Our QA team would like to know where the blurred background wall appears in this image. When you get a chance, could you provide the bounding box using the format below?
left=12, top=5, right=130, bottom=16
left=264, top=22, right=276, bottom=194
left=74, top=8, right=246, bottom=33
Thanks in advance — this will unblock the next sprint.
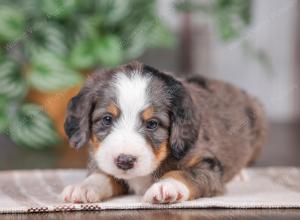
left=143, top=0, right=299, bottom=122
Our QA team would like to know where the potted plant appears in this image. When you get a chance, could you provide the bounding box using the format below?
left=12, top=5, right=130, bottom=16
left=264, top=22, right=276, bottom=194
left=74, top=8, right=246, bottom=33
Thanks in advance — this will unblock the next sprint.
left=0, top=0, right=174, bottom=149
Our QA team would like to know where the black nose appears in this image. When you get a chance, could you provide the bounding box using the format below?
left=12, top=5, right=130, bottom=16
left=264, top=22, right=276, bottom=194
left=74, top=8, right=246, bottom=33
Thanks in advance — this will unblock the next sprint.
left=115, top=154, right=137, bottom=170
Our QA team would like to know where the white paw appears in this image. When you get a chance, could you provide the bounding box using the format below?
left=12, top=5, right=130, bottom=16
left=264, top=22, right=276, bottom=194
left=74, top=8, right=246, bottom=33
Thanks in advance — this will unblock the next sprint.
left=61, top=173, right=112, bottom=203
left=61, top=183, right=103, bottom=203
left=143, top=178, right=190, bottom=204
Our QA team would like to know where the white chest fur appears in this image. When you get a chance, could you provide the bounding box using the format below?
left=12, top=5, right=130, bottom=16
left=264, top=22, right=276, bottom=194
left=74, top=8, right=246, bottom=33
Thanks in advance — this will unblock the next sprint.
left=126, top=175, right=153, bottom=195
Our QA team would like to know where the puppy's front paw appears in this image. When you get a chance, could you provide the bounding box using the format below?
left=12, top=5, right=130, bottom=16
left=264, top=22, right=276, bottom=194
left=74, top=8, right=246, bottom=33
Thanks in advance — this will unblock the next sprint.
left=61, top=183, right=103, bottom=203
left=61, top=173, right=113, bottom=203
left=143, top=178, right=190, bottom=204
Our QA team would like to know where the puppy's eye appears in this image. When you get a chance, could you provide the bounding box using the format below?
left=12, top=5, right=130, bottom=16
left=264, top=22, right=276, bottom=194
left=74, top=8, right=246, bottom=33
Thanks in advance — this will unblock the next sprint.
left=102, top=114, right=113, bottom=126
left=146, top=119, right=159, bottom=130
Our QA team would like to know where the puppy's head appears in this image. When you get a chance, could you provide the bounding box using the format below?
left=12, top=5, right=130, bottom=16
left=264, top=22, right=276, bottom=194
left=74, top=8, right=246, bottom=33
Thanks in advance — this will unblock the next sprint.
left=64, top=62, right=199, bottom=179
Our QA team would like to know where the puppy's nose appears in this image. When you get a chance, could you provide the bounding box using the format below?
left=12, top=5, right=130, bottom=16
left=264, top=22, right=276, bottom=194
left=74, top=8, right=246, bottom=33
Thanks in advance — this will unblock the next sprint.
left=115, top=154, right=137, bottom=170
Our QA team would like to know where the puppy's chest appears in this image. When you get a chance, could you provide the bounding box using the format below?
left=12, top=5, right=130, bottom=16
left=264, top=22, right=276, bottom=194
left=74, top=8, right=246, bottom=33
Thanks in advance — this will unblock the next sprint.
left=126, top=175, right=153, bottom=195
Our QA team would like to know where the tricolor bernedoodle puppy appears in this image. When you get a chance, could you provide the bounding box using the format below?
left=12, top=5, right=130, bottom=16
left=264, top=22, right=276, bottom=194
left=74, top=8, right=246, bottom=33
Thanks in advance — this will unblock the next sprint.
left=62, top=61, right=267, bottom=204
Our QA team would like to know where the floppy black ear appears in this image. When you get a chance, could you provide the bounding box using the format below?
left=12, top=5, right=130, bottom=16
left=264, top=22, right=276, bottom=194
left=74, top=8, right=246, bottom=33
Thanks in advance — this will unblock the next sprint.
left=64, top=87, right=94, bottom=148
left=169, top=82, right=199, bottom=159
left=142, top=64, right=199, bottom=160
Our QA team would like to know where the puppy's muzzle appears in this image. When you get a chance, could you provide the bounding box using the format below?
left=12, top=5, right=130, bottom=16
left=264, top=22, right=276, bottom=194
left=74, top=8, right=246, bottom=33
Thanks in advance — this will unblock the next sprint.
left=115, top=154, right=137, bottom=170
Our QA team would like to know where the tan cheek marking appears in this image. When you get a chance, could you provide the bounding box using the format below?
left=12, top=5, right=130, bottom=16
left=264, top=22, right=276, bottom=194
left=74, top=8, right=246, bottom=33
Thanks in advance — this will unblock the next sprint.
left=109, top=177, right=127, bottom=195
left=107, top=102, right=119, bottom=117
left=153, top=141, right=169, bottom=162
left=142, top=106, right=154, bottom=121
left=161, top=171, right=200, bottom=200
left=90, top=134, right=101, bottom=149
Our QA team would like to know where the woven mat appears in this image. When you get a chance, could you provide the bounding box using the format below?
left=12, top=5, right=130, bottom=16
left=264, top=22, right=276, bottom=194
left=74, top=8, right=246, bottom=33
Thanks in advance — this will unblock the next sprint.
left=0, top=167, right=300, bottom=213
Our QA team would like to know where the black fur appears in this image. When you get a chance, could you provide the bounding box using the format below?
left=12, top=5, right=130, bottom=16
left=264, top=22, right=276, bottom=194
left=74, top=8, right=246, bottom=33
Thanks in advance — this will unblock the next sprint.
left=187, top=75, right=210, bottom=91
left=64, top=115, right=79, bottom=139
left=64, top=95, right=82, bottom=139
left=64, top=89, right=94, bottom=148
left=143, top=64, right=199, bottom=160
left=202, top=157, right=224, bottom=176
left=245, top=107, right=256, bottom=128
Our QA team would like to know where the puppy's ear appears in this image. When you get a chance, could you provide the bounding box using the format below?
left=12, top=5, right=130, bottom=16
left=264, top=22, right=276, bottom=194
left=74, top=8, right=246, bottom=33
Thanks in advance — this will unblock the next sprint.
left=143, top=64, right=199, bottom=159
left=169, top=82, right=199, bottom=159
left=64, top=87, right=94, bottom=148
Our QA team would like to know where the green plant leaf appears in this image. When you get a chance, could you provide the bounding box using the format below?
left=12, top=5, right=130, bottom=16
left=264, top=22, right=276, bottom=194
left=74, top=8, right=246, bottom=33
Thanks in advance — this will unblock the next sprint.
left=74, top=15, right=103, bottom=39
left=9, top=103, right=60, bottom=149
left=40, top=0, right=77, bottom=19
left=29, top=50, right=83, bottom=91
left=0, top=60, right=28, bottom=100
left=95, top=0, right=130, bottom=26
left=217, top=16, right=238, bottom=40
left=0, top=5, right=26, bottom=42
left=69, top=38, right=97, bottom=69
left=0, top=97, right=9, bottom=133
left=147, top=22, right=175, bottom=48
left=25, top=23, right=68, bottom=56
left=17, top=0, right=43, bottom=18
left=94, top=35, right=123, bottom=67
left=122, top=22, right=150, bottom=60
left=70, top=35, right=123, bottom=69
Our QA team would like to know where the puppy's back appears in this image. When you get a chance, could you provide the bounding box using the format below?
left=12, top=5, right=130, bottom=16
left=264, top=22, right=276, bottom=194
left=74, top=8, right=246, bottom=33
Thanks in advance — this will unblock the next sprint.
left=184, top=75, right=268, bottom=181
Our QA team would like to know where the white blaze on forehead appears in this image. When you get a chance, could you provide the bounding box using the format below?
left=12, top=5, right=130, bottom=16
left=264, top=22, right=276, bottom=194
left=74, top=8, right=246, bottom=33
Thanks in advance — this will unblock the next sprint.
left=112, top=73, right=151, bottom=130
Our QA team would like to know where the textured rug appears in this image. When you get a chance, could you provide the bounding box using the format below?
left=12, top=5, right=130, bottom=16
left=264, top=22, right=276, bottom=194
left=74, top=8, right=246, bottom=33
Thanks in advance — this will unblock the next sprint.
left=0, top=167, right=299, bottom=213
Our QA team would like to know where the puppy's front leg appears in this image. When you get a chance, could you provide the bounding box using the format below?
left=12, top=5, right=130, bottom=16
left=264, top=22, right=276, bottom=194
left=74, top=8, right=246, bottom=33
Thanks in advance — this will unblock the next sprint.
left=143, top=169, right=223, bottom=204
left=62, top=173, right=125, bottom=203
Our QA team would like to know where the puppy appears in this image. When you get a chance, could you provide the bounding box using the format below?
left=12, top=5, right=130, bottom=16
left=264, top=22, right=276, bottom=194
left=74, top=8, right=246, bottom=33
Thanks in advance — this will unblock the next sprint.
left=61, top=61, right=267, bottom=204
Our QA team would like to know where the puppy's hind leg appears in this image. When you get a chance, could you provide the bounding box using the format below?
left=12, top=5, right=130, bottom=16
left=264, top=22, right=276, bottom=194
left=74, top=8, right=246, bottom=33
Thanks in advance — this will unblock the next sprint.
left=61, top=173, right=126, bottom=203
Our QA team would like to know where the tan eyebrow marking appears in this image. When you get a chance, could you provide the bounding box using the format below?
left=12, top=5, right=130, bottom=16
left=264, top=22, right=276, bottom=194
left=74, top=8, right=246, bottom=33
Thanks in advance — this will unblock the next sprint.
left=106, top=102, right=120, bottom=117
left=142, top=106, right=155, bottom=121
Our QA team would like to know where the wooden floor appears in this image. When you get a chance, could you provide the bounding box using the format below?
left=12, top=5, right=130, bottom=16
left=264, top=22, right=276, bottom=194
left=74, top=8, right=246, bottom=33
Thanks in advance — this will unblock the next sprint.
left=0, top=122, right=300, bottom=219
left=2, top=209, right=300, bottom=220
